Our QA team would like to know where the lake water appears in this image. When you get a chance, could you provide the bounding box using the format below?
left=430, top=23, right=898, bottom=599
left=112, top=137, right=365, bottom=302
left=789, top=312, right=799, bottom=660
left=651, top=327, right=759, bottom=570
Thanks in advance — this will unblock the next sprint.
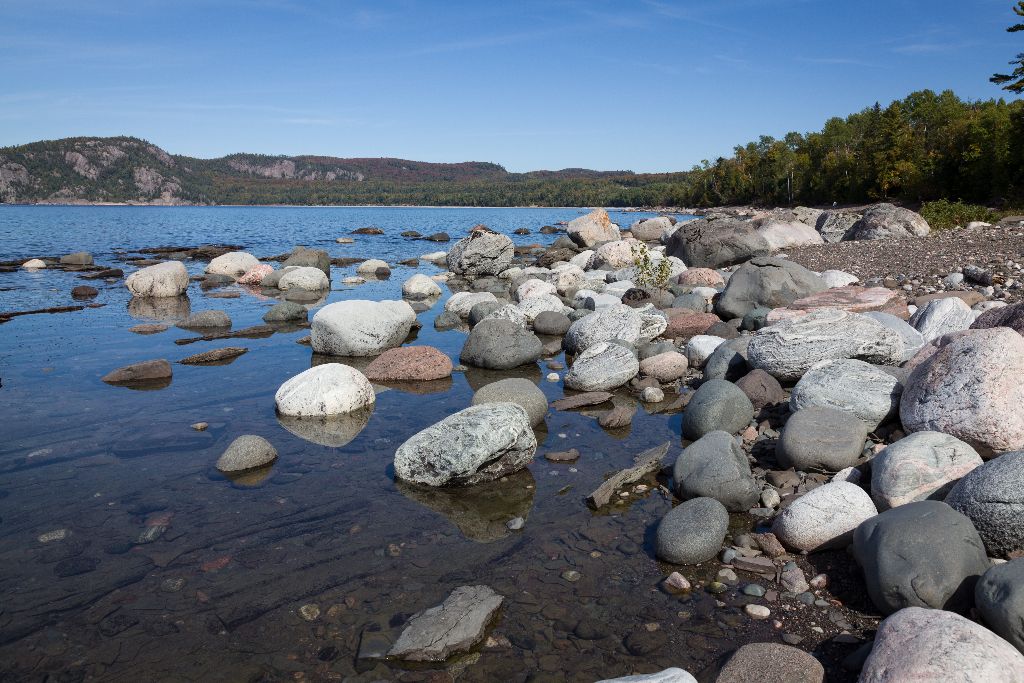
left=0, top=207, right=865, bottom=682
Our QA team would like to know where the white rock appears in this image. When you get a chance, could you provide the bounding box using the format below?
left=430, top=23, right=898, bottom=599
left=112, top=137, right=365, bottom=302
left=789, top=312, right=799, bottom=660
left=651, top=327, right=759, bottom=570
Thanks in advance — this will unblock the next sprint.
left=789, top=358, right=902, bottom=430
left=820, top=270, right=859, bottom=288
left=596, top=668, right=697, bottom=683
left=564, top=304, right=667, bottom=355
left=278, top=266, right=330, bottom=291
left=483, top=303, right=529, bottom=328
left=206, top=251, right=260, bottom=278
left=311, top=300, right=416, bottom=356
left=516, top=278, right=557, bottom=301
left=564, top=342, right=639, bottom=391
left=445, top=291, right=499, bottom=319
left=629, top=216, right=674, bottom=242
left=357, top=258, right=390, bottom=275
left=275, top=363, right=376, bottom=416
left=552, top=265, right=586, bottom=295
left=569, top=250, right=596, bottom=270
left=596, top=238, right=641, bottom=269
left=757, top=220, right=824, bottom=250
left=402, top=273, right=442, bottom=298
left=421, top=251, right=447, bottom=263
left=125, top=261, right=189, bottom=297
left=685, top=335, right=727, bottom=369
left=21, top=258, right=46, bottom=269
left=771, top=481, right=877, bottom=552
left=909, top=296, right=976, bottom=343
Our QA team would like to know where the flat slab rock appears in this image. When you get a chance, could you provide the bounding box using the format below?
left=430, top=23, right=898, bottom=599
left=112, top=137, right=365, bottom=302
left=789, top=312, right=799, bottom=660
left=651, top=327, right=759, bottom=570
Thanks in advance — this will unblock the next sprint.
left=767, top=286, right=909, bottom=322
left=587, top=442, right=670, bottom=509
left=551, top=391, right=614, bottom=411
left=388, top=585, right=503, bottom=662
left=179, top=346, right=248, bottom=365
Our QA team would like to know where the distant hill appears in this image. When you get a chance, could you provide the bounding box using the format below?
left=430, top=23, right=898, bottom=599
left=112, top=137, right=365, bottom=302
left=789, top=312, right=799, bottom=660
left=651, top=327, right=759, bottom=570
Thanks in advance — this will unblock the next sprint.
left=0, top=136, right=690, bottom=207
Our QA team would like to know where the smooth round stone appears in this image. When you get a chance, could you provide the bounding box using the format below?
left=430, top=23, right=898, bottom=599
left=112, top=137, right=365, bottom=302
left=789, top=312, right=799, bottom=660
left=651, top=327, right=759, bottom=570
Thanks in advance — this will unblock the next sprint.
left=945, top=451, right=1024, bottom=559
left=402, top=273, right=442, bottom=298
left=742, top=584, right=766, bottom=597
left=126, top=261, right=189, bottom=297
left=744, top=604, right=771, bottom=619
left=263, top=301, right=308, bottom=323
left=597, top=668, right=697, bottom=683
left=871, top=431, right=982, bottom=511
left=641, top=386, right=665, bottom=403
left=363, top=346, right=453, bottom=382
left=278, top=266, right=329, bottom=291
left=789, top=358, right=902, bottom=431
left=681, top=379, right=754, bottom=442
left=715, top=643, right=825, bottom=683
left=674, top=431, right=758, bottom=512
left=460, top=318, right=542, bottom=370
left=206, top=251, right=259, bottom=278
left=564, top=341, right=639, bottom=392
left=734, top=368, right=786, bottom=411
left=685, top=335, right=726, bottom=369
left=22, top=258, right=46, bottom=269
left=356, top=258, right=390, bottom=276
left=777, top=406, right=868, bottom=472
left=771, top=481, right=877, bottom=552
left=975, top=558, right=1024, bottom=654
left=216, top=435, right=278, bottom=472
left=274, top=363, right=376, bottom=416
left=472, top=378, right=547, bottom=427
left=639, top=351, right=689, bottom=382
left=533, top=311, right=571, bottom=336
left=655, top=497, right=729, bottom=565
left=311, top=300, right=416, bottom=357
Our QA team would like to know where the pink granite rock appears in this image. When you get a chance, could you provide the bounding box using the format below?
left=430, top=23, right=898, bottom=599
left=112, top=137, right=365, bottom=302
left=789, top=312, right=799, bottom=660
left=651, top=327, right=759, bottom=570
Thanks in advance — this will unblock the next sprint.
left=767, top=286, right=909, bottom=323
left=678, top=268, right=725, bottom=288
left=237, top=263, right=274, bottom=285
left=639, top=351, right=689, bottom=382
left=363, top=346, right=453, bottom=382
left=661, top=310, right=720, bottom=339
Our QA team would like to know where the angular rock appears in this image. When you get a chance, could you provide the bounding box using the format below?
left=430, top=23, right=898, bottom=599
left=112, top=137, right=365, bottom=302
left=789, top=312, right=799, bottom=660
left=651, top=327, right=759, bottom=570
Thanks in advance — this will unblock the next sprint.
left=681, top=379, right=754, bottom=442
left=125, top=261, right=189, bottom=297
left=311, top=300, right=416, bottom=357
left=587, top=442, right=670, bottom=508
left=216, top=435, right=277, bottom=472
left=567, top=208, right=621, bottom=247
left=655, top=497, right=729, bottom=565
left=790, top=358, right=902, bottom=430
left=447, top=232, right=514, bottom=277
left=565, top=342, right=640, bottom=392
left=393, top=404, right=536, bottom=486
left=552, top=391, right=613, bottom=411
left=772, top=481, right=877, bottom=552
left=674, top=431, right=758, bottom=511
left=945, top=451, right=1024, bottom=559
left=871, top=432, right=983, bottom=511
left=388, top=585, right=503, bottom=661
left=179, top=346, right=247, bottom=365
left=815, top=210, right=859, bottom=243
left=849, top=203, right=930, bottom=240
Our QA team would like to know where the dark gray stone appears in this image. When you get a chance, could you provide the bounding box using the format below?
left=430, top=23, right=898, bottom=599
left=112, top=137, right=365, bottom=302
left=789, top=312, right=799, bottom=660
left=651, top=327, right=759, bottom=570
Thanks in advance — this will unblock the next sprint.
left=702, top=336, right=750, bottom=383
left=777, top=406, right=868, bottom=472
left=665, top=217, right=771, bottom=269
left=975, top=558, right=1024, bottom=654
left=282, top=246, right=330, bottom=277
left=460, top=319, right=542, bottom=370
left=471, top=378, right=547, bottom=427
left=681, top=379, right=754, bottom=442
left=655, top=497, right=729, bottom=565
left=945, top=451, right=1024, bottom=559
left=468, top=301, right=503, bottom=326
left=263, top=301, right=307, bottom=323
left=533, top=311, right=571, bottom=336
left=673, top=431, right=758, bottom=511
left=715, top=257, right=827, bottom=320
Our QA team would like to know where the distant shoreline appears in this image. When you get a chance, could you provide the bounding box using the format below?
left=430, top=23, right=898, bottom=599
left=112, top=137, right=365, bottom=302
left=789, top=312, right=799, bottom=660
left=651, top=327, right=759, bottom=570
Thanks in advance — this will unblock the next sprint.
left=0, top=202, right=698, bottom=212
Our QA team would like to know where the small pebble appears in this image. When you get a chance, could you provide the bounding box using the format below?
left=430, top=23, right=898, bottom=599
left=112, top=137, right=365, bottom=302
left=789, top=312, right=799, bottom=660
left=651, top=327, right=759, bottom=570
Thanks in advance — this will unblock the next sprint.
left=191, top=422, right=208, bottom=431
left=299, top=604, right=320, bottom=621
left=745, top=604, right=771, bottom=620
left=506, top=517, right=524, bottom=531
left=742, top=584, right=766, bottom=597
left=663, top=571, right=691, bottom=593
left=561, top=569, right=581, bottom=583
left=546, top=372, right=560, bottom=382
left=38, top=529, right=68, bottom=543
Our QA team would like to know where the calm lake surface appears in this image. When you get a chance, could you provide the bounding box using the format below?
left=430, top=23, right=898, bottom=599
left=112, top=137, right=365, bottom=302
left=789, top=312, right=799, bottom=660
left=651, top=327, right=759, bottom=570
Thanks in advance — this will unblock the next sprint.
left=0, top=207, right=851, bottom=682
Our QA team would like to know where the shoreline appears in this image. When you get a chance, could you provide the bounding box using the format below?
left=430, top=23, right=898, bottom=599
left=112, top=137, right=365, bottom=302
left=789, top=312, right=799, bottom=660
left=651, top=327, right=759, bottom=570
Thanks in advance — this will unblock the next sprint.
left=0, top=201, right=698, bottom=212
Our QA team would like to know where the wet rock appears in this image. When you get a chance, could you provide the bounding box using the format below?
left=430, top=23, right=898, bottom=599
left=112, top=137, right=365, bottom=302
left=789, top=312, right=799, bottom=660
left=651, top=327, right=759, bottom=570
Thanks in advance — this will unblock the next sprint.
left=262, top=301, right=307, bottom=323
left=871, top=432, right=983, bottom=511
left=852, top=501, right=989, bottom=614
left=545, top=448, right=580, bottom=462
left=734, top=369, right=786, bottom=412
left=713, top=642, right=825, bottom=683
left=216, top=435, right=278, bottom=472
left=101, top=359, right=172, bottom=387
left=364, top=346, right=452, bottom=382
left=587, top=442, right=670, bottom=508
left=472, top=378, right=547, bottom=426
left=859, top=607, right=1024, bottom=682
left=655, top=497, right=729, bottom=564
left=777, top=406, right=868, bottom=472
left=447, top=232, right=514, bottom=277
left=71, top=285, right=98, bottom=299
left=60, top=252, right=93, bottom=266
left=747, top=309, right=905, bottom=382
left=461, top=318, right=542, bottom=370
left=900, top=328, right=1024, bottom=454
left=673, top=431, right=758, bottom=511
left=565, top=342, right=639, bottom=392
left=551, top=391, right=613, bottom=411
left=276, top=408, right=372, bottom=448
left=772, top=481, right=876, bottom=552
left=176, top=309, right=231, bottom=330
left=564, top=304, right=667, bottom=355
left=909, top=296, right=976, bottom=343
left=641, top=386, right=665, bottom=403
left=278, top=266, right=330, bottom=291
left=311, top=299, right=416, bottom=356
left=388, top=585, right=503, bottom=661
left=567, top=208, right=621, bottom=247
left=179, top=346, right=247, bottom=365
left=849, top=203, right=930, bottom=240
left=790, top=358, right=901, bottom=430
left=206, top=251, right=259, bottom=278
left=599, top=404, right=636, bottom=429
left=975, top=559, right=1024, bottom=654
left=716, top=257, right=827, bottom=320
left=945, top=451, right=1024, bottom=559
left=394, top=403, right=536, bottom=486
left=402, top=273, right=442, bottom=299
left=125, top=261, right=189, bottom=297
left=274, top=363, right=375, bottom=416
left=681, top=379, right=754, bottom=441
left=54, top=556, right=98, bottom=578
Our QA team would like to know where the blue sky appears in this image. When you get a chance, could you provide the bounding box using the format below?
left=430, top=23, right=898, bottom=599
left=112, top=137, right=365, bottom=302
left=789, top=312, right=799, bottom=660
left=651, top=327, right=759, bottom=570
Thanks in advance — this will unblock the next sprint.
left=1, top=0, right=1021, bottom=172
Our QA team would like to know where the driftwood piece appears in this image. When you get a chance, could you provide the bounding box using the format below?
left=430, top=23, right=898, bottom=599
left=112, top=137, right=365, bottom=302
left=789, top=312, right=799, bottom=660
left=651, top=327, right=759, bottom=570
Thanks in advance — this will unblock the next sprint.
left=586, top=441, right=671, bottom=509
left=174, top=325, right=275, bottom=345
left=0, top=305, right=85, bottom=323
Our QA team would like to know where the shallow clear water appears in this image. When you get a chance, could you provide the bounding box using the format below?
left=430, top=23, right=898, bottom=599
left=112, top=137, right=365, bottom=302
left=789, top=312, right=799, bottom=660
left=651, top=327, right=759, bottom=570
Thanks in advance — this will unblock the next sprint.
left=0, top=207, right=861, bottom=682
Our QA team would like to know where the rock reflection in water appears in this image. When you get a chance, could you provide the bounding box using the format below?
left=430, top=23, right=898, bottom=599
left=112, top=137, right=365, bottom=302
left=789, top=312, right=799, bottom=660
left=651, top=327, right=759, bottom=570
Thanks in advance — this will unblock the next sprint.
left=222, top=464, right=275, bottom=487
left=461, top=363, right=541, bottom=392
left=276, top=406, right=373, bottom=447
left=126, top=295, right=191, bottom=322
left=395, top=469, right=536, bottom=543
left=373, top=376, right=453, bottom=395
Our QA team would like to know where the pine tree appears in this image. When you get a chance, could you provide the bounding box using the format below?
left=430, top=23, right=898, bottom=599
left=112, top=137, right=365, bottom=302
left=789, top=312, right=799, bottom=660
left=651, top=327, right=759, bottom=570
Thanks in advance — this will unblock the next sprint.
left=991, top=1, right=1024, bottom=93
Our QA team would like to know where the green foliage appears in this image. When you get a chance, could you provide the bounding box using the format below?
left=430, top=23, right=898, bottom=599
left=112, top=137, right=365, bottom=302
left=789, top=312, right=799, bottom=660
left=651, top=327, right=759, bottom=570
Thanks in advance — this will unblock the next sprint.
left=630, top=242, right=672, bottom=290
left=919, top=199, right=1000, bottom=231
left=991, top=2, right=1024, bottom=94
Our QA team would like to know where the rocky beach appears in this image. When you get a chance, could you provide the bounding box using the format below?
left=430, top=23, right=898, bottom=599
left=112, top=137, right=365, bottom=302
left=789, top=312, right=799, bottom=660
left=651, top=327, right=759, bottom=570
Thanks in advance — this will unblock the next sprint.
left=2, top=204, right=1024, bottom=682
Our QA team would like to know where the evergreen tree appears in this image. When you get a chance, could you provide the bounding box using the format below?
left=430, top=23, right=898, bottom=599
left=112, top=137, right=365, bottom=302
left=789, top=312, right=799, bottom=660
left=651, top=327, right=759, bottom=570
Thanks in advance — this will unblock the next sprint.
left=991, top=1, right=1024, bottom=93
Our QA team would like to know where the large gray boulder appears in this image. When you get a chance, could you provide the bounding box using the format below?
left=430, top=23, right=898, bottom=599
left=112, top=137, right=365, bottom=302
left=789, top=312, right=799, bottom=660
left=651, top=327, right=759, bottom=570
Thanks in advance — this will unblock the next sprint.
left=567, top=208, right=621, bottom=247
left=447, top=232, right=514, bottom=277
left=849, top=203, right=931, bottom=240
left=629, top=216, right=673, bottom=241
left=394, top=403, right=536, bottom=486
left=665, top=217, right=771, bottom=268
left=975, top=559, right=1024, bottom=655
left=681, top=379, right=754, bottom=442
left=789, top=358, right=902, bottom=430
left=852, top=501, right=990, bottom=615
left=772, top=481, right=877, bottom=552
left=311, top=300, right=416, bottom=356
left=945, top=451, right=1024, bottom=559
left=716, top=257, right=827, bottom=321
left=859, top=607, right=1024, bottom=682
left=472, top=378, right=547, bottom=427
left=673, top=431, right=758, bottom=511
left=563, top=303, right=667, bottom=355
left=460, top=319, right=542, bottom=370
left=909, top=296, right=976, bottom=343
left=777, top=406, right=868, bottom=472
left=701, top=336, right=750, bottom=383
left=900, top=328, right=1024, bottom=454
left=871, top=431, right=983, bottom=511
left=655, top=497, right=729, bottom=564
left=388, top=585, right=503, bottom=661
left=564, top=342, right=639, bottom=392
left=815, top=211, right=859, bottom=243
left=747, top=309, right=905, bottom=382
left=126, top=261, right=189, bottom=297
left=282, top=246, right=330, bottom=277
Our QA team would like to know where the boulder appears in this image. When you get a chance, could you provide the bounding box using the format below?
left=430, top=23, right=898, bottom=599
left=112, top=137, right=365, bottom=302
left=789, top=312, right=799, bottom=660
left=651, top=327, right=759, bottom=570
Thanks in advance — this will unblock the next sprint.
left=237, top=263, right=274, bottom=285
left=101, top=359, right=172, bottom=386
left=356, top=258, right=390, bottom=277
left=681, top=379, right=754, bottom=442
left=21, top=258, right=46, bottom=269
left=900, top=328, right=1024, bottom=454
left=871, top=432, right=983, bottom=511
left=516, top=278, right=557, bottom=301
left=640, top=351, right=689, bottom=382
left=282, top=246, right=330, bottom=276
left=564, top=342, right=640, bottom=392
left=852, top=501, right=990, bottom=614
left=402, top=274, right=442, bottom=299
left=393, top=403, right=536, bottom=486
left=445, top=291, right=499, bottom=319
left=564, top=304, right=667, bottom=355
left=472, top=378, right=547, bottom=427
left=482, top=303, right=529, bottom=328
left=849, top=203, right=930, bottom=240
left=364, top=346, right=453, bottom=382
left=125, top=261, right=189, bottom=297
left=388, top=585, right=503, bottom=662
left=263, top=301, right=307, bottom=323
left=715, top=257, right=827, bottom=320
left=789, top=359, right=902, bottom=430
left=595, top=239, right=642, bottom=269
left=446, top=232, right=514, bottom=277
left=734, top=369, right=786, bottom=411
left=909, top=296, right=976, bottom=343
left=665, top=217, right=771, bottom=269
left=714, top=642, right=825, bottom=683
left=777, top=406, right=868, bottom=472
left=533, top=311, right=571, bottom=336
left=460, top=319, right=542, bottom=370
left=756, top=220, right=824, bottom=250
left=278, top=266, right=329, bottom=291
left=655, top=497, right=729, bottom=564
left=206, top=251, right=260, bottom=278
left=216, top=435, right=278, bottom=473
left=311, top=300, right=416, bottom=357
left=971, top=301, right=1024, bottom=335
left=859, top=607, right=1024, bottom=682
left=678, top=268, right=725, bottom=288
left=975, top=559, right=1024, bottom=654
left=663, top=310, right=720, bottom=339
left=673, top=431, right=759, bottom=511
left=747, top=309, right=905, bottom=382
left=275, top=363, right=375, bottom=416
left=768, top=286, right=909, bottom=321
left=629, top=216, right=674, bottom=241
left=517, top=294, right=570, bottom=324
left=567, top=208, right=621, bottom=247
left=945, top=451, right=1024, bottom=559
left=772, top=481, right=877, bottom=552
left=863, top=311, right=925, bottom=361
left=815, top=211, right=859, bottom=243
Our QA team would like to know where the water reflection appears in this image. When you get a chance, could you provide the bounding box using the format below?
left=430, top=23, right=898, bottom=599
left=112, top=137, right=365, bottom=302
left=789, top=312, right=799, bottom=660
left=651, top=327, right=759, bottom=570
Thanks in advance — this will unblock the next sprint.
left=223, top=464, right=275, bottom=488
left=276, top=406, right=374, bottom=447
left=462, top=364, right=541, bottom=392
left=394, top=469, right=536, bottom=543
left=126, top=295, right=191, bottom=322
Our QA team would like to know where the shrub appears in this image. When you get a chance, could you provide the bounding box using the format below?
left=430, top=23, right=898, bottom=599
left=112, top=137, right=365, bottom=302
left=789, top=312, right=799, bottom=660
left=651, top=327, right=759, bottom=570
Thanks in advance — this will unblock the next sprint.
left=630, top=242, right=672, bottom=290
left=920, top=199, right=998, bottom=231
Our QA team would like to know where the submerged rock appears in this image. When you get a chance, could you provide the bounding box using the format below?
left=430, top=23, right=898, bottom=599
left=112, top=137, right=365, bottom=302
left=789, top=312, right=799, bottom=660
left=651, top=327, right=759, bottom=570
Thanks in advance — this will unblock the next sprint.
left=216, top=435, right=278, bottom=473
left=388, top=585, right=503, bottom=661
left=101, top=359, right=172, bottom=387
